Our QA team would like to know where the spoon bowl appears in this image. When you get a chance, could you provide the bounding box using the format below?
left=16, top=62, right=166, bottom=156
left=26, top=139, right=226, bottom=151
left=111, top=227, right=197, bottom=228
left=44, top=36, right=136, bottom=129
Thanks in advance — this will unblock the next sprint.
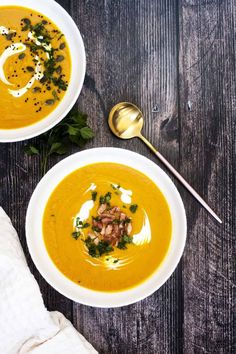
left=108, top=101, right=222, bottom=224
left=108, top=102, right=144, bottom=139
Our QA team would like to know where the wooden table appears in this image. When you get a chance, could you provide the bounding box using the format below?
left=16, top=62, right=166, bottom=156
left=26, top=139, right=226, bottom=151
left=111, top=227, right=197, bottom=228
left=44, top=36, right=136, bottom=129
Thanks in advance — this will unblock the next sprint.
left=1, top=0, right=235, bottom=353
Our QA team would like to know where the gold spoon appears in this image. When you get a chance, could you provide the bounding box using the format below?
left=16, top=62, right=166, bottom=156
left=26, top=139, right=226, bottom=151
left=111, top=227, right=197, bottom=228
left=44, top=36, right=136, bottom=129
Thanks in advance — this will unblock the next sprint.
left=108, top=102, right=222, bottom=224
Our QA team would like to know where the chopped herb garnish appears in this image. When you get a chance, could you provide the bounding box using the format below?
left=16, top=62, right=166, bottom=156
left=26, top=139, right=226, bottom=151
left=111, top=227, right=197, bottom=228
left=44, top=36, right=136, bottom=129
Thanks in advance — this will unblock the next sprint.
left=75, top=217, right=90, bottom=229
left=52, top=90, right=60, bottom=101
left=99, top=196, right=105, bottom=204
left=99, top=192, right=112, bottom=205
left=91, top=191, right=97, bottom=201
left=82, top=222, right=90, bottom=229
left=129, top=204, right=138, bottom=213
left=105, top=192, right=111, bottom=203
left=111, top=184, right=120, bottom=190
left=52, top=76, right=67, bottom=91
left=72, top=231, right=81, bottom=240
left=92, top=226, right=102, bottom=232
left=117, top=234, right=133, bottom=249
left=92, top=216, right=101, bottom=222
left=85, top=237, right=114, bottom=258
left=112, top=219, right=120, bottom=224
left=124, top=218, right=131, bottom=223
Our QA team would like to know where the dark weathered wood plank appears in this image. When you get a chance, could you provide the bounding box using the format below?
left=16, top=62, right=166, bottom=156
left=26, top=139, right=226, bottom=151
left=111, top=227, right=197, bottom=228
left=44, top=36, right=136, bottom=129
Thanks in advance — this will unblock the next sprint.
left=70, top=1, right=181, bottom=353
left=0, top=0, right=235, bottom=353
left=178, top=0, right=236, bottom=353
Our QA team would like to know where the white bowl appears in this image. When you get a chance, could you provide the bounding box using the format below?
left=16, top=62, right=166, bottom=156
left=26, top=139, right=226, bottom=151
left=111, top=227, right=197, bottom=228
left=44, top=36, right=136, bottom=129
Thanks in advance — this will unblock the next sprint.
left=26, top=148, right=187, bottom=307
left=0, top=0, right=86, bottom=142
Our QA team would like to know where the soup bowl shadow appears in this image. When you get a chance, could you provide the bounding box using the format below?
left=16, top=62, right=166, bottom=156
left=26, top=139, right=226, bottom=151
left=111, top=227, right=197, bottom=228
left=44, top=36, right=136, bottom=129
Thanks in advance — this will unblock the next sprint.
left=26, top=147, right=187, bottom=308
left=0, top=0, right=86, bottom=142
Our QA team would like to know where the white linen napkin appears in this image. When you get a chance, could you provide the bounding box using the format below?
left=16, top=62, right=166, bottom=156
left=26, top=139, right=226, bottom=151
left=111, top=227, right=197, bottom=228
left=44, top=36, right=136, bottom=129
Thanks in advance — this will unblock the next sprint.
left=0, top=207, right=98, bottom=354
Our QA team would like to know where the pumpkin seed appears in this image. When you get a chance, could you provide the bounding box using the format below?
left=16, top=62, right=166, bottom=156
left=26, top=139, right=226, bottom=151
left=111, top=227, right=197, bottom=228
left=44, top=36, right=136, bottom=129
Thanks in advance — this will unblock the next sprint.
left=32, top=86, right=41, bottom=93
left=18, top=53, right=26, bottom=60
left=6, top=32, right=14, bottom=41
left=40, top=76, right=47, bottom=84
left=45, top=99, right=55, bottom=106
left=26, top=66, right=34, bottom=72
left=59, top=43, right=65, bottom=50
left=22, top=18, right=31, bottom=25
left=55, top=66, right=62, bottom=74
left=56, top=55, right=64, bottom=62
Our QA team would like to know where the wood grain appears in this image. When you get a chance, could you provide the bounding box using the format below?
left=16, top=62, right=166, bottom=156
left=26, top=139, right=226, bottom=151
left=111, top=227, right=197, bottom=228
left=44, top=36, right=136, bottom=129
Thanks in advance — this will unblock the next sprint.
left=179, top=0, right=236, bottom=353
left=0, top=0, right=235, bottom=353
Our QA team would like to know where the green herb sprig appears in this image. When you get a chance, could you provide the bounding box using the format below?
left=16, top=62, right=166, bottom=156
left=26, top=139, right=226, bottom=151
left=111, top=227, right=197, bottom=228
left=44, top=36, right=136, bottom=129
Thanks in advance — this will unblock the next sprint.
left=24, top=108, right=94, bottom=175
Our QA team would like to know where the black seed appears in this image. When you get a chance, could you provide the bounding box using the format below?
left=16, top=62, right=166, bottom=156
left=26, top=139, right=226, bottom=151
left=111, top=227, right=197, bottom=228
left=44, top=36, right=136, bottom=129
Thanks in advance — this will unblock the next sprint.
left=45, top=99, right=55, bottom=105
left=18, top=53, right=25, bottom=60
left=46, top=86, right=51, bottom=91
left=42, top=20, right=48, bottom=25
left=26, top=66, right=34, bottom=72
left=56, top=55, right=64, bottom=62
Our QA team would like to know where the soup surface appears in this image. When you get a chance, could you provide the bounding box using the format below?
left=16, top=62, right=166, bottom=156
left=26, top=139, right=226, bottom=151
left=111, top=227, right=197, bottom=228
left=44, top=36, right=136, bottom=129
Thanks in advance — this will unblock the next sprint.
left=0, top=6, right=71, bottom=129
left=43, top=163, right=172, bottom=292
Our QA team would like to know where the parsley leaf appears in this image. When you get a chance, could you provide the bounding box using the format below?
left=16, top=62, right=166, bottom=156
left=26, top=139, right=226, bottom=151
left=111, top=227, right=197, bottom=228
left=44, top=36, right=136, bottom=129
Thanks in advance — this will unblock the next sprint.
left=129, top=204, right=138, bottom=213
left=117, top=234, right=133, bottom=249
left=91, top=191, right=97, bottom=201
left=72, top=231, right=81, bottom=240
left=85, top=237, right=114, bottom=258
left=24, top=145, right=39, bottom=155
left=24, top=107, right=94, bottom=175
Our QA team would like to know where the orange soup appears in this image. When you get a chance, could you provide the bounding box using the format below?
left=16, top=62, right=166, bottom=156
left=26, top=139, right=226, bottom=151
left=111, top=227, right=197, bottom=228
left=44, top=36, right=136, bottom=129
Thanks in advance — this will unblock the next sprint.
left=43, top=163, right=172, bottom=292
left=0, top=6, right=71, bottom=129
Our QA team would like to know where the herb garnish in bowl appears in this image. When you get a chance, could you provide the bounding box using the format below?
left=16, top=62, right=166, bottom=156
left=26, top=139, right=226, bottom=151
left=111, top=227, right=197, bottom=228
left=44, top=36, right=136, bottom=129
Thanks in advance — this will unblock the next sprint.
left=71, top=188, right=138, bottom=258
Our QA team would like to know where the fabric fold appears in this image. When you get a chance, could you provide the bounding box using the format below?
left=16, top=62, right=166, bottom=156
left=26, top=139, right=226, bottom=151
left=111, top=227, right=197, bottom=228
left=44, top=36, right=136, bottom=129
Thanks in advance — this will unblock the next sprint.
left=0, top=207, right=97, bottom=354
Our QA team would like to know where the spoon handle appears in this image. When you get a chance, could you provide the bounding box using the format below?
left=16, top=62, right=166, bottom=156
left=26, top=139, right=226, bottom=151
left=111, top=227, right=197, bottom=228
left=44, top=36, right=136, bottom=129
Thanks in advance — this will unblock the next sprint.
left=139, top=134, right=222, bottom=224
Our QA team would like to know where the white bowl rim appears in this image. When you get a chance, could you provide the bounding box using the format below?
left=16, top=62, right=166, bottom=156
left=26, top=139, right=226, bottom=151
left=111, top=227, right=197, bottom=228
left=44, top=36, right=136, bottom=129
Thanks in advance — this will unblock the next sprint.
left=0, top=0, right=86, bottom=142
left=26, top=147, right=187, bottom=308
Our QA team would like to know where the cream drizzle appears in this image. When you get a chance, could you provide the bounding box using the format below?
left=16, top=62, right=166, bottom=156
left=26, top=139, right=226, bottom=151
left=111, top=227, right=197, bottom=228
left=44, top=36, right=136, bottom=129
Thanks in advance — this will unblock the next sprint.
left=0, top=25, right=51, bottom=97
left=0, top=43, right=26, bottom=85
left=132, top=211, right=151, bottom=246
left=73, top=200, right=94, bottom=227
